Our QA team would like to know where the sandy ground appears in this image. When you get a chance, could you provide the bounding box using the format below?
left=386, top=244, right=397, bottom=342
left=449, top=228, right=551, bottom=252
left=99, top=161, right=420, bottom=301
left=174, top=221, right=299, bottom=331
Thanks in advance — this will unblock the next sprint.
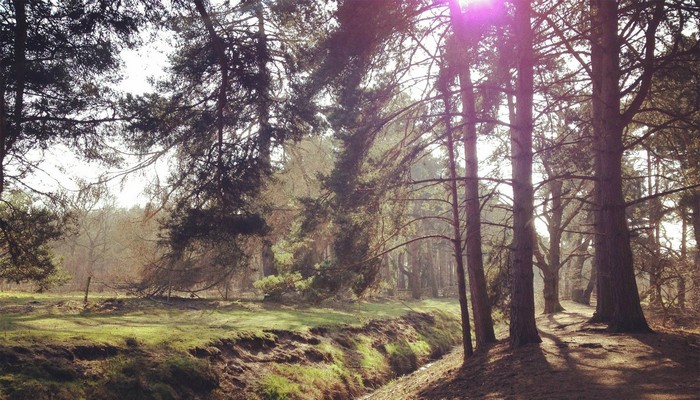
left=363, top=301, right=700, bottom=399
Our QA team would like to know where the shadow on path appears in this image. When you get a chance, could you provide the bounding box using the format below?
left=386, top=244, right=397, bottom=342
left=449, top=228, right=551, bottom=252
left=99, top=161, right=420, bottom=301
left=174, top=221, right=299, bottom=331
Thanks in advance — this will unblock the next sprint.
left=417, top=301, right=700, bottom=399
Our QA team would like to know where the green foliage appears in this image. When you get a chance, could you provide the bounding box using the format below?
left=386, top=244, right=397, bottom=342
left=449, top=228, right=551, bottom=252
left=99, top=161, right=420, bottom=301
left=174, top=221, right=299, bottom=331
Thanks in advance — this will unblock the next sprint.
left=253, top=272, right=311, bottom=299
left=291, top=1, right=426, bottom=299
left=121, top=0, right=325, bottom=295
left=0, top=0, right=159, bottom=157
left=0, top=191, right=70, bottom=291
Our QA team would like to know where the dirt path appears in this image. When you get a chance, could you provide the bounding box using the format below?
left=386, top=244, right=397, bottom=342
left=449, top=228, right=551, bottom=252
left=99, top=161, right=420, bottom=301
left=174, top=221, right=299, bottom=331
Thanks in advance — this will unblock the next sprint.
left=363, top=301, right=700, bottom=399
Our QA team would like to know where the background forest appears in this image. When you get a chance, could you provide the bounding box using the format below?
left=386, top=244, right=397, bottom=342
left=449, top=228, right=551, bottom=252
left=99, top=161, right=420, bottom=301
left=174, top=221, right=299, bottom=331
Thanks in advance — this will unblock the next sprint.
left=1, top=0, right=698, bottom=354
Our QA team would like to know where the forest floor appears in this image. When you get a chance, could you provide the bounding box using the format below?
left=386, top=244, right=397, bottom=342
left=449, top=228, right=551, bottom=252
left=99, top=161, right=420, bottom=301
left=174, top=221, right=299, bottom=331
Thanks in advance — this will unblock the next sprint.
left=364, top=301, right=700, bottom=400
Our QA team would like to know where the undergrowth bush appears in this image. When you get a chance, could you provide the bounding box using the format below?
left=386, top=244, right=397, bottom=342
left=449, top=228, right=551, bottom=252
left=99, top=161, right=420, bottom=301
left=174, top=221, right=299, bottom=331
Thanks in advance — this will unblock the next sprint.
left=254, top=273, right=311, bottom=299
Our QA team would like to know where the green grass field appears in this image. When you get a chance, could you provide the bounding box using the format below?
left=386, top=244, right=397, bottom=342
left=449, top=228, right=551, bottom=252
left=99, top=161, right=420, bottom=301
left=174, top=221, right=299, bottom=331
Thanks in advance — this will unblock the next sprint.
left=0, top=292, right=461, bottom=350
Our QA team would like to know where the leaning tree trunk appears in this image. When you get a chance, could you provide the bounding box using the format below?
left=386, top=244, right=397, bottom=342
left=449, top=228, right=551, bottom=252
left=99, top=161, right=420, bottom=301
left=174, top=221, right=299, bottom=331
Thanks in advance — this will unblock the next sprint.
left=509, top=0, right=541, bottom=347
left=589, top=0, right=650, bottom=332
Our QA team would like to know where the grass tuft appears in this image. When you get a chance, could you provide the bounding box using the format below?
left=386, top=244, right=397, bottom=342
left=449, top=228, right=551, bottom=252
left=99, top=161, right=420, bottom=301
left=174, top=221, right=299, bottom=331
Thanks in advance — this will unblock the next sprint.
left=258, top=374, right=303, bottom=400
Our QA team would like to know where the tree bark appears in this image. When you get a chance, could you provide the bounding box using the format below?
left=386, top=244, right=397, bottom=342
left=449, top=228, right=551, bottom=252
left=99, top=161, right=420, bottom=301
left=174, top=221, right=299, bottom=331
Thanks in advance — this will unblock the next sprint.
left=570, top=236, right=591, bottom=304
left=457, top=65, right=497, bottom=348
left=509, top=0, right=541, bottom=347
left=588, top=0, right=650, bottom=332
left=254, top=2, right=277, bottom=280
left=646, top=154, right=663, bottom=308
left=678, top=207, right=687, bottom=310
left=542, top=180, right=565, bottom=314
left=583, top=258, right=596, bottom=305
left=444, top=4, right=498, bottom=344
left=255, top=0, right=272, bottom=171
left=1, top=0, right=28, bottom=198
left=443, top=87, right=474, bottom=360
left=542, top=270, right=563, bottom=314
left=193, top=0, right=228, bottom=194
left=690, top=190, right=700, bottom=310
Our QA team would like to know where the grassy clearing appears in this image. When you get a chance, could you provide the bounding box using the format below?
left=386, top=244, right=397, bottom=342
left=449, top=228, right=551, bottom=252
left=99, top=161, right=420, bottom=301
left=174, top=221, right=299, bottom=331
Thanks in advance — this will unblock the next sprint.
left=0, top=293, right=463, bottom=400
left=0, top=292, right=460, bottom=350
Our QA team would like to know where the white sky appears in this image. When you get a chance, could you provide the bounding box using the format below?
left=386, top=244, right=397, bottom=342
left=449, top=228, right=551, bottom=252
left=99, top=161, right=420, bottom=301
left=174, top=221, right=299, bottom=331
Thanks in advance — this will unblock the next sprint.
left=25, top=37, right=170, bottom=208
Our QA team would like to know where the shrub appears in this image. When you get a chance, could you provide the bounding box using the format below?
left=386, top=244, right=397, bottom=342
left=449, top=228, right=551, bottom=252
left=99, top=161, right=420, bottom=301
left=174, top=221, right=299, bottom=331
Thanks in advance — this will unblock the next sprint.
left=254, top=273, right=309, bottom=299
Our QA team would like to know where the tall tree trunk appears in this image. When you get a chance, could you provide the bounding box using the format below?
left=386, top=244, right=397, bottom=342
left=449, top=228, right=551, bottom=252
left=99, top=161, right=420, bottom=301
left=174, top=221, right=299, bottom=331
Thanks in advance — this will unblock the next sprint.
left=398, top=251, right=406, bottom=290
left=509, top=0, right=541, bottom=347
left=255, top=1, right=272, bottom=167
left=443, top=88, right=474, bottom=360
left=408, top=239, right=422, bottom=300
left=436, top=245, right=444, bottom=295
left=0, top=81, right=7, bottom=197
left=647, top=153, right=663, bottom=308
left=583, top=257, right=596, bottom=305
left=1, top=0, right=28, bottom=198
left=427, top=241, right=440, bottom=298
left=459, top=64, right=497, bottom=348
left=448, top=0, right=497, bottom=350
left=542, top=180, right=564, bottom=314
left=194, top=0, right=228, bottom=196
left=255, top=1, right=276, bottom=278
left=589, top=0, right=650, bottom=332
left=590, top=184, right=614, bottom=320
left=562, top=256, right=572, bottom=300
left=690, top=190, right=700, bottom=310
left=679, top=212, right=687, bottom=310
